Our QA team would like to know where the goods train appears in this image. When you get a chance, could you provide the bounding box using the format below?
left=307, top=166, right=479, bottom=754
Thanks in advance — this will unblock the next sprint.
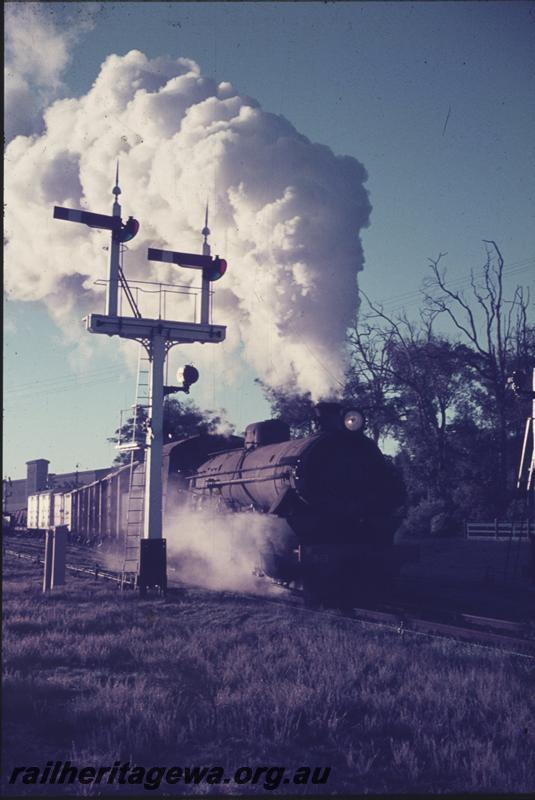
left=22, top=401, right=408, bottom=604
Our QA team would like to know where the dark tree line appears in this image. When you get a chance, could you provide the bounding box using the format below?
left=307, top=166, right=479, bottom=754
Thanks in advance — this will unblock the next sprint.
left=264, top=243, right=534, bottom=537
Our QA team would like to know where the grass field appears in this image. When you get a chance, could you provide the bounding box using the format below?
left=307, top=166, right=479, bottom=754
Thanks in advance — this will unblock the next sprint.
left=2, top=555, right=535, bottom=795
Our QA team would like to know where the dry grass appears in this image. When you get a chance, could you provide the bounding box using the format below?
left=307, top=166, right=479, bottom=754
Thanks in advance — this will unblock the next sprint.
left=2, top=557, right=535, bottom=795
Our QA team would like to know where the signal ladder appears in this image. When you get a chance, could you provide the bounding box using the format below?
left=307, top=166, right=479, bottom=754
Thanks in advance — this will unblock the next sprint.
left=120, top=348, right=151, bottom=588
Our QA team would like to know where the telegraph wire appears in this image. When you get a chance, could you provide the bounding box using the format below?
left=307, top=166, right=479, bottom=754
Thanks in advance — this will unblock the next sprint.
left=4, top=376, right=122, bottom=405
left=5, top=364, right=124, bottom=395
left=367, top=257, right=534, bottom=306
left=308, top=259, right=534, bottom=392
left=361, top=258, right=534, bottom=315
left=3, top=373, right=127, bottom=404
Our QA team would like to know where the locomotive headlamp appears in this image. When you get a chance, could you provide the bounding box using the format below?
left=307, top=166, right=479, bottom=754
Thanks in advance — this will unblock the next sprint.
left=343, top=409, right=365, bottom=432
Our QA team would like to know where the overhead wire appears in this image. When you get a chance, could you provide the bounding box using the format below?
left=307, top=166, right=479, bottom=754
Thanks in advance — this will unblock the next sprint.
left=5, top=364, right=123, bottom=395
left=363, top=257, right=534, bottom=315
left=307, top=257, right=534, bottom=391
left=3, top=374, right=125, bottom=407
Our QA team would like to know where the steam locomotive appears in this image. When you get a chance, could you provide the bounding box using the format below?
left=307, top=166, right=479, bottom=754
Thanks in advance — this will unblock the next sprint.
left=168, top=402, right=407, bottom=605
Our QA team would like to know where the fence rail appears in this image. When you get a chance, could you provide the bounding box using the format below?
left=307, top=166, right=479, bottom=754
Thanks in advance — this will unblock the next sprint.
left=465, top=520, right=534, bottom=540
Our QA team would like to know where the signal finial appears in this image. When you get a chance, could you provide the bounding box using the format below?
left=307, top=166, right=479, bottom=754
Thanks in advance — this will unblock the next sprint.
left=113, top=160, right=121, bottom=197
left=202, top=201, right=210, bottom=256
left=112, top=160, right=122, bottom=217
left=202, top=201, right=210, bottom=237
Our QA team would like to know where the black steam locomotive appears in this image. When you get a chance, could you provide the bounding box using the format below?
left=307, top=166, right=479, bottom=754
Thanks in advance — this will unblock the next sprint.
left=168, top=402, right=407, bottom=605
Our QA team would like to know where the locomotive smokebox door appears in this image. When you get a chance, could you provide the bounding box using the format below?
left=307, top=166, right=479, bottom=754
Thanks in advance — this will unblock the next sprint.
left=139, top=539, right=167, bottom=597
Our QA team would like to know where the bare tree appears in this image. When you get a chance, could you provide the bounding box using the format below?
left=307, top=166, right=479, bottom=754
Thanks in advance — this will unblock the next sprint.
left=348, top=295, right=471, bottom=485
left=422, top=241, right=532, bottom=511
left=346, top=310, right=399, bottom=444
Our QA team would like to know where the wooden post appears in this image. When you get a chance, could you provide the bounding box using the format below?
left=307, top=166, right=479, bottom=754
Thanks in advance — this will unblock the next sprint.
left=43, top=530, right=53, bottom=592
left=51, top=526, right=67, bottom=587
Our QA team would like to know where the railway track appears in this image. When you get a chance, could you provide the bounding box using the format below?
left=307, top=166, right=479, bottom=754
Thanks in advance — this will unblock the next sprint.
left=4, top=546, right=124, bottom=584
left=4, top=536, right=535, bottom=659
left=347, top=605, right=535, bottom=657
left=3, top=533, right=124, bottom=583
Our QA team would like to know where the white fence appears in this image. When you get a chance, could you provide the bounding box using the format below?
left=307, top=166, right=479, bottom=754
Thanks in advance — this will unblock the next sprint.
left=465, top=520, right=534, bottom=540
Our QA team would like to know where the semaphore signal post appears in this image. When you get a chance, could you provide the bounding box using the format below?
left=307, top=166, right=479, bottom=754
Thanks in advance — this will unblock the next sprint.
left=53, top=166, right=227, bottom=595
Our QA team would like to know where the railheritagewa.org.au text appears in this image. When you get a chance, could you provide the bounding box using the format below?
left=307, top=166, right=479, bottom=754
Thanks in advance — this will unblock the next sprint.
left=9, top=761, right=332, bottom=791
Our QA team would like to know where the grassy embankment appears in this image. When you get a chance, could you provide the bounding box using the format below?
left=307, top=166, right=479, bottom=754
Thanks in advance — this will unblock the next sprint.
left=2, top=556, right=534, bottom=795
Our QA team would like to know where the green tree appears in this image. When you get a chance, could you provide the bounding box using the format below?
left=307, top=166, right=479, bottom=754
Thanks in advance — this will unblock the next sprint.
left=348, top=243, right=533, bottom=534
left=162, top=397, right=232, bottom=441
left=255, top=379, right=317, bottom=436
left=349, top=300, right=476, bottom=534
left=108, top=404, right=149, bottom=465
left=108, top=398, right=234, bottom=465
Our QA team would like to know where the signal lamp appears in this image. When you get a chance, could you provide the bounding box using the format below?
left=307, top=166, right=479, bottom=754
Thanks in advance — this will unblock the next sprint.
left=204, top=256, right=227, bottom=282
left=117, top=216, right=140, bottom=243
left=344, top=409, right=365, bottom=432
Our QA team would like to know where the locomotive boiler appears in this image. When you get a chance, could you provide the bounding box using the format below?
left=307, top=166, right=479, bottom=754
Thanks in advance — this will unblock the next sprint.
left=183, top=402, right=406, bottom=605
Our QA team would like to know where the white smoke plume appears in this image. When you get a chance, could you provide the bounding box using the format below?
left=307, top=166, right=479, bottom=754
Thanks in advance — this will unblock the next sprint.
left=5, top=49, right=371, bottom=398
left=4, top=2, right=99, bottom=142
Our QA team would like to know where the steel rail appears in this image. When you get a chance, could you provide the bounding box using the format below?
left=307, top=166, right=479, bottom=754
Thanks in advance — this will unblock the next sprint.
left=4, top=536, right=120, bottom=567
left=4, top=548, right=123, bottom=584
left=251, top=576, right=535, bottom=658
left=347, top=605, right=535, bottom=656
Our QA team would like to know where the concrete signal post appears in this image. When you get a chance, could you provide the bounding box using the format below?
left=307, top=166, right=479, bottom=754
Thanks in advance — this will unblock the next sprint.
left=53, top=171, right=227, bottom=595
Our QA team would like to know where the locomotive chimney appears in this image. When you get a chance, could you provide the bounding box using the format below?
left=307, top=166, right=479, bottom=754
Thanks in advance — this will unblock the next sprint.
left=314, top=402, right=343, bottom=433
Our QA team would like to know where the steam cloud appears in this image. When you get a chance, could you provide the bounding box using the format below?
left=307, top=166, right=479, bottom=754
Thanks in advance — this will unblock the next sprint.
left=164, top=499, right=294, bottom=595
left=5, top=47, right=371, bottom=397
left=4, top=2, right=98, bottom=141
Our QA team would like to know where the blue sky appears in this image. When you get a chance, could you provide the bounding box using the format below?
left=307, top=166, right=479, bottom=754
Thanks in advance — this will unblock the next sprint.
left=4, top=1, right=535, bottom=479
